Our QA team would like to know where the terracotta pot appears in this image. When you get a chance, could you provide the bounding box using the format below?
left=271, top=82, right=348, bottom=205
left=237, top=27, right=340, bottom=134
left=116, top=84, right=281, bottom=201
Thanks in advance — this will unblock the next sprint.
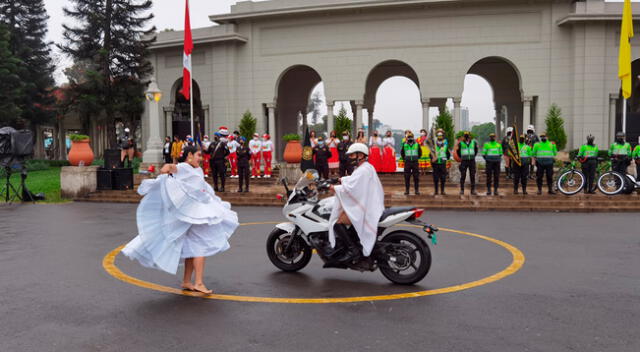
left=283, top=140, right=302, bottom=163
left=68, top=139, right=95, bottom=166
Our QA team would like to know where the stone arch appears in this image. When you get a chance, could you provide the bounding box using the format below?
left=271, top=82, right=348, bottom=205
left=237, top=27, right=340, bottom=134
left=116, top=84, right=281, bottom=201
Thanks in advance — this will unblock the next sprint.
left=364, top=60, right=421, bottom=135
left=274, top=65, right=323, bottom=157
left=169, top=78, right=204, bottom=139
left=466, top=56, right=523, bottom=136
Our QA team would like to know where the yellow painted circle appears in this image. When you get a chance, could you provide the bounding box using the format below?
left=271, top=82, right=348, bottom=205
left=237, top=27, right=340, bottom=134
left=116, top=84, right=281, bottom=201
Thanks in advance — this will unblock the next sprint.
left=103, top=222, right=525, bottom=304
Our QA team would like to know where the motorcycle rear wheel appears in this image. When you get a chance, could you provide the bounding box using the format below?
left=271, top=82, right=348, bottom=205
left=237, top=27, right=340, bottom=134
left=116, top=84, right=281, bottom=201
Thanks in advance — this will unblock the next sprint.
left=379, top=231, right=431, bottom=285
left=266, top=228, right=312, bottom=272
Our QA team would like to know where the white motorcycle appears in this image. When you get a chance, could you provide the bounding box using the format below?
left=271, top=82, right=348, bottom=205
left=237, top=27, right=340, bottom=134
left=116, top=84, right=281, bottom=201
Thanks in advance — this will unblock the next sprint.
left=266, top=170, right=438, bottom=285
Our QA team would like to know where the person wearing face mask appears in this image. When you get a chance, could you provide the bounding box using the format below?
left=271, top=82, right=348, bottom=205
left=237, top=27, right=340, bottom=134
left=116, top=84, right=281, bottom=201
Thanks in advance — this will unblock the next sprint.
left=327, top=130, right=340, bottom=176
left=261, top=134, right=274, bottom=178
left=368, top=130, right=383, bottom=172
left=201, top=135, right=212, bottom=177
left=577, top=135, right=598, bottom=194
left=236, top=137, right=251, bottom=192
left=163, top=136, right=173, bottom=164
left=525, top=125, right=540, bottom=179
left=432, top=131, right=450, bottom=195
left=502, top=127, right=514, bottom=179
left=313, top=136, right=331, bottom=179
left=633, top=140, right=640, bottom=179
left=327, top=143, right=384, bottom=265
left=609, top=132, right=632, bottom=174
left=382, top=130, right=396, bottom=173
left=417, top=129, right=431, bottom=174
left=482, top=133, right=503, bottom=196
left=456, top=131, right=478, bottom=195
left=401, top=132, right=422, bottom=195
left=208, top=128, right=230, bottom=192
left=513, top=135, right=532, bottom=194
left=532, top=132, right=557, bottom=195
left=227, top=135, right=240, bottom=178
left=249, top=133, right=262, bottom=178
left=337, top=131, right=353, bottom=176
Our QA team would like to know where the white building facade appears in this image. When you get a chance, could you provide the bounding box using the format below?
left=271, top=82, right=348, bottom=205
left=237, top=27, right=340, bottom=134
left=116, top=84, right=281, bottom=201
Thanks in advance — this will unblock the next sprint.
left=142, top=0, right=640, bottom=161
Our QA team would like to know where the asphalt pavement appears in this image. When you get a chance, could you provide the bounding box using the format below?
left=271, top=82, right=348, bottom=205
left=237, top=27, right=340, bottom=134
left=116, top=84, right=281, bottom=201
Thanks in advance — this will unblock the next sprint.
left=0, top=203, right=638, bottom=352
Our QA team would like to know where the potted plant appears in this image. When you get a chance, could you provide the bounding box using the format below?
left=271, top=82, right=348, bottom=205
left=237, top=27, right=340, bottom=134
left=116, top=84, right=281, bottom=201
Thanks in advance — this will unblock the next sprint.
left=67, top=134, right=94, bottom=166
left=282, top=133, right=302, bottom=163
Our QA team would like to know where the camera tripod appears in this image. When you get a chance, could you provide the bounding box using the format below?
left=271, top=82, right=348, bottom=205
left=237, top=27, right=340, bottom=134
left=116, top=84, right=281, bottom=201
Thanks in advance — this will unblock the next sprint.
left=1, top=166, right=34, bottom=203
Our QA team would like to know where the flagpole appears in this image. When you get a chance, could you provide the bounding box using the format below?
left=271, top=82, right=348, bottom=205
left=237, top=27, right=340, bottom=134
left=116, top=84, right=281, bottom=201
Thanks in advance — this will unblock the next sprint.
left=622, top=98, right=627, bottom=134
left=190, top=74, right=194, bottom=138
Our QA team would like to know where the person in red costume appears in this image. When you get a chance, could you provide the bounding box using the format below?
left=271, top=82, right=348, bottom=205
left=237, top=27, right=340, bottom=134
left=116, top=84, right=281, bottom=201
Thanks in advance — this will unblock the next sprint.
left=261, top=134, right=273, bottom=178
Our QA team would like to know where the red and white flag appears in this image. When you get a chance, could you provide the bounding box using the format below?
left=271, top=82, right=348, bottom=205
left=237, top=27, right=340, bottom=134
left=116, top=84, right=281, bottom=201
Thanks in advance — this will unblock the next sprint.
left=182, top=0, right=193, bottom=100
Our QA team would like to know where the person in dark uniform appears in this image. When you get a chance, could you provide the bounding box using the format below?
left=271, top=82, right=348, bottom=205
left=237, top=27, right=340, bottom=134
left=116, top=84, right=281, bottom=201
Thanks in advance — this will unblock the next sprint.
left=513, top=135, right=532, bottom=195
left=482, top=133, right=503, bottom=196
left=401, top=132, right=422, bottom=195
left=456, top=131, right=478, bottom=195
left=208, top=128, right=230, bottom=192
left=236, top=137, right=251, bottom=192
left=609, top=131, right=632, bottom=175
left=162, top=136, right=172, bottom=164
left=431, top=131, right=450, bottom=195
left=314, top=136, right=331, bottom=179
left=337, top=131, right=353, bottom=176
left=532, top=132, right=557, bottom=195
left=525, top=125, right=540, bottom=179
left=577, top=134, right=598, bottom=194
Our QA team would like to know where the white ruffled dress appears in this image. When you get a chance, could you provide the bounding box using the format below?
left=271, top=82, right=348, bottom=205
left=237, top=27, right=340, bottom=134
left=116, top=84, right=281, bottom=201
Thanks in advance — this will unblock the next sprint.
left=122, top=163, right=239, bottom=275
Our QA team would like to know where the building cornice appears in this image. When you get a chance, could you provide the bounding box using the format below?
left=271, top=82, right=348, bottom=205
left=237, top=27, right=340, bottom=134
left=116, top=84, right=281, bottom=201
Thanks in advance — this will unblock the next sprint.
left=150, top=34, right=248, bottom=50
left=557, top=13, right=640, bottom=26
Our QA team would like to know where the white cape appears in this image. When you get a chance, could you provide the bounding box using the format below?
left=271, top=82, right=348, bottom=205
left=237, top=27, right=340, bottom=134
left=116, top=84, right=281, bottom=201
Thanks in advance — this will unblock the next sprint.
left=328, top=162, right=385, bottom=256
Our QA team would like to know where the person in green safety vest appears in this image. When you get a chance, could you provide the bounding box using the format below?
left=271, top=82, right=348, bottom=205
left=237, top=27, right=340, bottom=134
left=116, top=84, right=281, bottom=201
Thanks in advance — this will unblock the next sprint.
left=609, top=131, right=632, bottom=175
left=456, top=131, right=478, bottom=195
left=633, top=142, right=640, bottom=180
left=401, top=132, right=422, bottom=195
left=431, top=130, right=450, bottom=195
left=577, top=134, right=598, bottom=194
left=532, top=132, right=558, bottom=195
left=482, top=133, right=503, bottom=196
left=513, top=135, right=532, bottom=195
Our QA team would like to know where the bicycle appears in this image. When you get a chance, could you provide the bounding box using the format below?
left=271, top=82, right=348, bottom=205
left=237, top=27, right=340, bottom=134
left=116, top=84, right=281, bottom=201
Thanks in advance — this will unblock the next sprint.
left=556, top=158, right=611, bottom=195
left=597, top=158, right=639, bottom=195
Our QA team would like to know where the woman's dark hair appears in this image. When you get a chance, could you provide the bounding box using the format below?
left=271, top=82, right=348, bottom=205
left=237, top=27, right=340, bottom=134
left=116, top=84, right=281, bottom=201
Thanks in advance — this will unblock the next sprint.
left=178, top=145, right=199, bottom=163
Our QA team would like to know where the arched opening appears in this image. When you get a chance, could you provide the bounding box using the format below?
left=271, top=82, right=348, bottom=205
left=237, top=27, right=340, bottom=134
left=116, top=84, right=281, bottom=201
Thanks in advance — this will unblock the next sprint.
left=466, top=57, right=522, bottom=137
left=275, top=65, right=323, bottom=156
left=170, top=78, right=204, bottom=139
left=461, top=74, right=496, bottom=144
left=616, top=59, right=640, bottom=144
left=364, top=60, right=421, bottom=139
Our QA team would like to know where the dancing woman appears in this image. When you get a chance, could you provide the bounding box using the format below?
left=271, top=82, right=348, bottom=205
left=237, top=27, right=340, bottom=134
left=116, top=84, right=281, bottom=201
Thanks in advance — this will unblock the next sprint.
left=122, top=145, right=239, bottom=294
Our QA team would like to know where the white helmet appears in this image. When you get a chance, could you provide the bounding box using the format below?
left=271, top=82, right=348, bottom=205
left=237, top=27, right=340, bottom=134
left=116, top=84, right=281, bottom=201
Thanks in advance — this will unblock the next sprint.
left=527, top=125, right=535, bottom=132
left=506, top=127, right=513, bottom=133
left=346, top=143, right=369, bottom=156
left=124, top=128, right=130, bottom=133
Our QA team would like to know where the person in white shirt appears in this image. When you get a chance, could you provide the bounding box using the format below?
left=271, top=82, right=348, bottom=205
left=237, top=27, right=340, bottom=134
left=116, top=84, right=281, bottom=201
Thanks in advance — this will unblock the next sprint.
left=227, top=135, right=240, bottom=178
left=261, top=134, right=274, bottom=178
left=249, top=133, right=262, bottom=178
left=382, top=130, right=396, bottom=173
left=162, top=136, right=172, bottom=164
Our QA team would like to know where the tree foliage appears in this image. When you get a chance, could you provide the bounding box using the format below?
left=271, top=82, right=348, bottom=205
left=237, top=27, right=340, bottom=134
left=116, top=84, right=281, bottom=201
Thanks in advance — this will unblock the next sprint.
left=0, top=0, right=56, bottom=126
left=435, top=108, right=455, bottom=149
left=0, top=24, right=23, bottom=126
left=471, top=122, right=496, bottom=146
left=544, top=103, right=567, bottom=150
left=333, top=106, right=352, bottom=136
left=59, top=0, right=155, bottom=140
left=238, top=110, right=256, bottom=141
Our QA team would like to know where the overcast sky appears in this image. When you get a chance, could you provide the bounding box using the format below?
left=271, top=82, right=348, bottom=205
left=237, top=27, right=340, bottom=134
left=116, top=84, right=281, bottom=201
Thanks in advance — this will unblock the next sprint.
left=41, top=0, right=626, bottom=131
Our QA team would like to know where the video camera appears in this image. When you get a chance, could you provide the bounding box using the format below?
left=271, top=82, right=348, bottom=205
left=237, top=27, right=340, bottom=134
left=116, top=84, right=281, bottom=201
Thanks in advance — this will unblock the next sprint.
left=0, top=127, right=34, bottom=167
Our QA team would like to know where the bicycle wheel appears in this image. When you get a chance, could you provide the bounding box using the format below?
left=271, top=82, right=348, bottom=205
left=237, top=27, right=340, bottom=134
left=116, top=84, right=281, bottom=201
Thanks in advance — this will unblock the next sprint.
left=597, top=171, right=625, bottom=195
left=556, top=170, right=585, bottom=195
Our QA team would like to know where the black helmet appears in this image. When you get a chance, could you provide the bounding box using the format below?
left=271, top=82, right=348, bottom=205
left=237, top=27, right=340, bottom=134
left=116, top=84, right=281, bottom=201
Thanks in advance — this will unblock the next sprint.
left=615, top=132, right=625, bottom=138
left=586, top=134, right=595, bottom=144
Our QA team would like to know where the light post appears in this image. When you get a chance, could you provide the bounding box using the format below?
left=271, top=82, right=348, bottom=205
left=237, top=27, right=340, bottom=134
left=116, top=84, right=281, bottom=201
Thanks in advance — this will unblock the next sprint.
left=142, top=79, right=164, bottom=164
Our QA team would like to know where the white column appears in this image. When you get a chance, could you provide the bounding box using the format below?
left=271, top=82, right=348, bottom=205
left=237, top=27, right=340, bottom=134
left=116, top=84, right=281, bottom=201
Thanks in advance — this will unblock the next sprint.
left=421, top=98, right=430, bottom=131
left=609, top=93, right=618, bottom=146
left=522, top=96, right=532, bottom=130
left=355, top=100, right=364, bottom=132
left=495, top=106, right=501, bottom=137
left=326, top=102, right=334, bottom=135
left=367, top=106, right=374, bottom=138
left=453, top=97, right=462, bottom=132
left=142, top=98, right=163, bottom=164
left=267, top=102, right=277, bottom=161
left=164, top=106, right=173, bottom=139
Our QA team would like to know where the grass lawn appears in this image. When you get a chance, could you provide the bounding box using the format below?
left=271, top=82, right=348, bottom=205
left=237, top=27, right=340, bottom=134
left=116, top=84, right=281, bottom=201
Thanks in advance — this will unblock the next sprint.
left=1, top=167, right=67, bottom=203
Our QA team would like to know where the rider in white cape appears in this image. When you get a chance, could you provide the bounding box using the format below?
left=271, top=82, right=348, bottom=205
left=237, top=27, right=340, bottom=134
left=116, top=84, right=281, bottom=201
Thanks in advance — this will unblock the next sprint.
left=329, top=143, right=385, bottom=257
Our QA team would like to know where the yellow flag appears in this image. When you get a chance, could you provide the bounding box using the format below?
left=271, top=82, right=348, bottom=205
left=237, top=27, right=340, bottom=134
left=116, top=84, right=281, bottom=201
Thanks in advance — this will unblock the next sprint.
left=619, top=0, right=634, bottom=99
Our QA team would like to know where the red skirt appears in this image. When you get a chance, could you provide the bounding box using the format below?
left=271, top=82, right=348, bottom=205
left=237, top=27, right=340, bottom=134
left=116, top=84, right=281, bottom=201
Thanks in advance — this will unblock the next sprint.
left=382, top=146, right=396, bottom=172
left=369, top=145, right=383, bottom=172
left=203, top=153, right=211, bottom=175
left=328, top=147, right=339, bottom=169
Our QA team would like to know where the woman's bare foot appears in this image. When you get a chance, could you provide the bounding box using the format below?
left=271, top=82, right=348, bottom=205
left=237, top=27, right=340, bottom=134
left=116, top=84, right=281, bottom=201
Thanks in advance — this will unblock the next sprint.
left=180, top=282, right=195, bottom=291
left=193, top=283, right=213, bottom=294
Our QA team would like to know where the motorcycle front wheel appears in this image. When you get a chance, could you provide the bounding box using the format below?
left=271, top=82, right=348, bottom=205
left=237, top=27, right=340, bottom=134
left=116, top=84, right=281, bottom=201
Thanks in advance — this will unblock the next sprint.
left=379, top=231, right=431, bottom=285
left=556, top=170, right=585, bottom=195
left=266, top=228, right=312, bottom=272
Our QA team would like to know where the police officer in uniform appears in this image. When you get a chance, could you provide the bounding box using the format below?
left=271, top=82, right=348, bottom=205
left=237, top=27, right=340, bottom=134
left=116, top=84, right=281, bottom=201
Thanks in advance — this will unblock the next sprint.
left=633, top=142, right=640, bottom=180
left=482, top=133, right=502, bottom=196
left=532, top=132, right=557, bottom=195
left=456, top=131, right=478, bottom=195
left=512, top=135, right=531, bottom=195
left=208, top=129, right=230, bottom=192
left=236, top=137, right=251, bottom=193
left=577, top=135, right=598, bottom=194
left=314, top=136, right=331, bottom=179
left=337, top=131, right=353, bottom=176
left=432, top=131, right=450, bottom=195
left=401, top=132, right=422, bottom=195
left=609, top=132, right=632, bottom=174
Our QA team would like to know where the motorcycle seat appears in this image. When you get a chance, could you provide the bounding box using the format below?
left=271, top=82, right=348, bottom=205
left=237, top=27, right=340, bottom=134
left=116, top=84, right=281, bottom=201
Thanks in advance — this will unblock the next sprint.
left=379, top=206, right=416, bottom=221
